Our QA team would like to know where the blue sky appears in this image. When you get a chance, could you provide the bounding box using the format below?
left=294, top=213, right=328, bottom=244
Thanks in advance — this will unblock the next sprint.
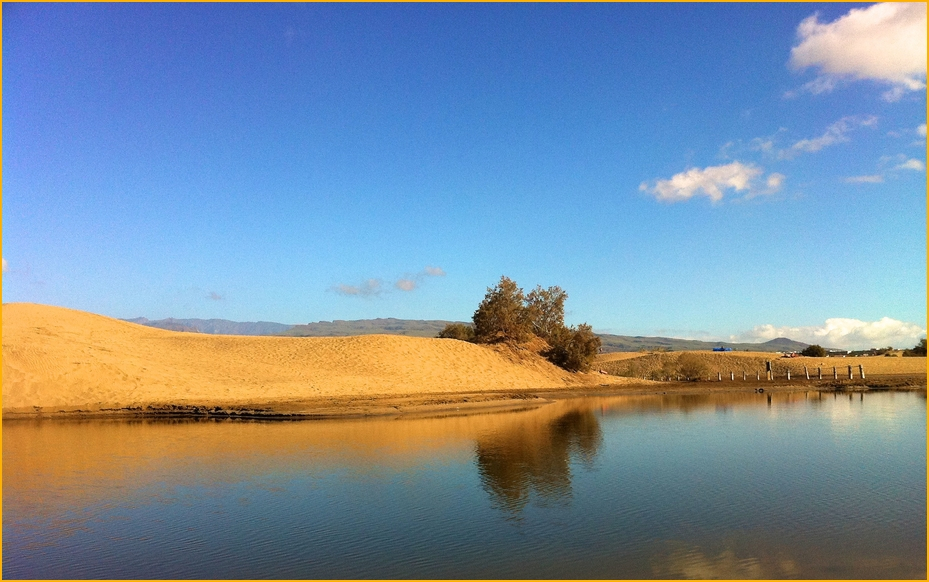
left=3, top=2, right=926, bottom=349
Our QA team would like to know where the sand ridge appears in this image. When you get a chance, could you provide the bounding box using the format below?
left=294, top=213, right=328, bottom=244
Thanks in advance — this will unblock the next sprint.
left=2, top=303, right=631, bottom=413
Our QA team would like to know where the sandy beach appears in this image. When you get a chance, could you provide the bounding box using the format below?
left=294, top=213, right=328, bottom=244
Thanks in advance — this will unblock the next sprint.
left=3, top=303, right=924, bottom=419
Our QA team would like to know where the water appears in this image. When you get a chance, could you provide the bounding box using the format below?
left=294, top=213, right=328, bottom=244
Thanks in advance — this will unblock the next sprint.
left=3, top=390, right=925, bottom=579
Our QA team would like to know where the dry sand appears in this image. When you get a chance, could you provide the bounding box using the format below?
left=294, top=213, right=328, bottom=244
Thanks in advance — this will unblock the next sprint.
left=2, top=303, right=640, bottom=416
left=4, top=304, right=922, bottom=418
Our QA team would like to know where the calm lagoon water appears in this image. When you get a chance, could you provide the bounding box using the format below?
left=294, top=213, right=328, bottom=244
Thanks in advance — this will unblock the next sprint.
left=3, top=390, right=925, bottom=579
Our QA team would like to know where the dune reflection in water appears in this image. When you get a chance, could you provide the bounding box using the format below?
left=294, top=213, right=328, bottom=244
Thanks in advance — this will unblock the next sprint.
left=2, top=390, right=925, bottom=579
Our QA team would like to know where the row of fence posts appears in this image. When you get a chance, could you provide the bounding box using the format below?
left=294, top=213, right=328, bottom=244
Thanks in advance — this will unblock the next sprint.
left=713, top=363, right=865, bottom=381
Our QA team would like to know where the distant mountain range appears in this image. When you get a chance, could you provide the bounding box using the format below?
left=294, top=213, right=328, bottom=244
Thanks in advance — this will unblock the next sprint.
left=278, top=318, right=455, bottom=338
left=123, top=316, right=812, bottom=353
left=124, top=317, right=293, bottom=336
left=596, top=334, right=810, bottom=353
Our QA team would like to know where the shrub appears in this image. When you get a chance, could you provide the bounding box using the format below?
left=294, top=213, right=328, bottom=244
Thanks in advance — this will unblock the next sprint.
left=800, top=344, right=826, bottom=357
left=676, top=353, right=708, bottom=381
left=525, top=285, right=567, bottom=341
left=471, top=276, right=603, bottom=373
left=904, top=338, right=927, bottom=357
left=472, top=276, right=532, bottom=343
left=437, top=323, right=475, bottom=342
left=546, top=323, right=602, bottom=372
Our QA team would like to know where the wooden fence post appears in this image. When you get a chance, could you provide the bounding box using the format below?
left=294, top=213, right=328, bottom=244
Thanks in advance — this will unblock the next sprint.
left=818, top=367, right=822, bottom=380
left=833, top=367, right=838, bottom=380
left=848, top=365, right=853, bottom=379
left=717, top=372, right=721, bottom=381
left=804, top=366, right=809, bottom=380
left=787, top=368, right=791, bottom=380
left=859, top=364, right=865, bottom=379
left=730, top=371, right=734, bottom=381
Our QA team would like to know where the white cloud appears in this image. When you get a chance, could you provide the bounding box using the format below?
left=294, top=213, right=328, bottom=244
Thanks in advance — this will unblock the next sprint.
left=732, top=317, right=926, bottom=350
left=895, top=158, right=926, bottom=171
left=844, top=174, right=884, bottom=184
left=395, top=278, right=417, bottom=292
left=640, top=162, right=782, bottom=203
left=395, top=265, right=446, bottom=292
left=1, top=258, right=7, bottom=272
left=765, top=173, right=785, bottom=191
left=334, top=265, right=445, bottom=297
left=333, top=279, right=383, bottom=298
left=782, top=116, right=877, bottom=159
left=789, top=3, right=927, bottom=97
left=918, top=123, right=927, bottom=137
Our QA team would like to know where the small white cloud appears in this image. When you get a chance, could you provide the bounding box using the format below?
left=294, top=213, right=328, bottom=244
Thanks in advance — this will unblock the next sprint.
left=395, top=278, right=417, bottom=292
left=765, top=173, right=785, bottom=191
left=1, top=258, right=7, bottom=272
left=640, top=161, right=782, bottom=203
left=844, top=174, right=884, bottom=184
left=789, top=3, right=927, bottom=97
left=782, top=116, right=877, bottom=159
left=732, top=317, right=926, bottom=350
left=334, top=266, right=445, bottom=297
left=918, top=123, right=927, bottom=137
left=333, top=279, right=383, bottom=298
left=895, top=158, right=926, bottom=171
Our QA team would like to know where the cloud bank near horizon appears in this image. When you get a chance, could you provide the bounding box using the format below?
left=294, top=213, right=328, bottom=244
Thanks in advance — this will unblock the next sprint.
left=731, top=317, right=926, bottom=350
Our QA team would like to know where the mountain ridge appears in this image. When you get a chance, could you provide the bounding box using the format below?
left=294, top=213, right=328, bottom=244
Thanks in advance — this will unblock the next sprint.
left=123, top=316, right=814, bottom=352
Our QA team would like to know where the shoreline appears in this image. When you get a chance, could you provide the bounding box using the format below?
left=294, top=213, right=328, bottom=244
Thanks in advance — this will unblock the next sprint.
left=4, top=373, right=924, bottom=421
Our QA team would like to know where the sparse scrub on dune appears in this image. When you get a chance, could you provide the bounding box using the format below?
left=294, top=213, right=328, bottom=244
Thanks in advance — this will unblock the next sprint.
left=545, top=323, right=601, bottom=373
left=436, top=322, right=475, bottom=342
left=470, top=276, right=601, bottom=373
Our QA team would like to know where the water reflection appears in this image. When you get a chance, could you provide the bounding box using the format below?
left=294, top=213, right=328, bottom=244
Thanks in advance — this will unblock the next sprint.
left=2, top=390, right=924, bottom=579
left=652, top=541, right=798, bottom=579
left=475, top=406, right=602, bottom=513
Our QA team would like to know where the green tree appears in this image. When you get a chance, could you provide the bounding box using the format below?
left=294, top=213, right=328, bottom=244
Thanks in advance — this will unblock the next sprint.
left=800, top=344, right=826, bottom=357
left=472, top=276, right=531, bottom=344
left=437, top=322, right=475, bottom=342
left=525, top=285, right=567, bottom=341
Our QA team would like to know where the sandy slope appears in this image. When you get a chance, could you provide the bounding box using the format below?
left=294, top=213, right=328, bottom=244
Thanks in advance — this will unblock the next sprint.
left=2, top=303, right=628, bottom=413
left=596, top=349, right=927, bottom=378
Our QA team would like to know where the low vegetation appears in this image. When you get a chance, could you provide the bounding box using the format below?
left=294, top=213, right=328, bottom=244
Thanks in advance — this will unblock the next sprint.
left=904, top=338, right=927, bottom=357
left=436, top=322, right=475, bottom=342
left=438, top=276, right=601, bottom=373
left=801, top=344, right=826, bottom=357
left=676, top=353, right=710, bottom=381
left=599, top=349, right=927, bottom=381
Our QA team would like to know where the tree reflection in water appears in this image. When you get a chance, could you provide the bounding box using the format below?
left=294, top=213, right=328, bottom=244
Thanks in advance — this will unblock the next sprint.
left=474, top=406, right=602, bottom=513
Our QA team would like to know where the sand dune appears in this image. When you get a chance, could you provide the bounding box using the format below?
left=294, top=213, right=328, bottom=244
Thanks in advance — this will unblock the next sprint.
left=2, top=303, right=628, bottom=414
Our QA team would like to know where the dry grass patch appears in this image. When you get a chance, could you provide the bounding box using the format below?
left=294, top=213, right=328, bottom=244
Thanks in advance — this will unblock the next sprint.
left=597, top=350, right=926, bottom=380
